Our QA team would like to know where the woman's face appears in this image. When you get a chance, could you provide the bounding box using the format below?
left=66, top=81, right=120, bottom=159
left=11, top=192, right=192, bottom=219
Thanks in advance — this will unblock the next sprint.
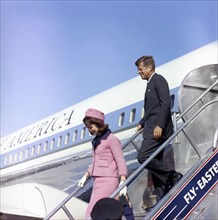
left=87, top=124, right=100, bottom=135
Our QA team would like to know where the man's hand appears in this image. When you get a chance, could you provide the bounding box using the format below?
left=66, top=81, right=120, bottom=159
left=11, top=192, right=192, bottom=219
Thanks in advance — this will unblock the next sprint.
left=153, top=126, right=162, bottom=140
left=136, top=124, right=142, bottom=132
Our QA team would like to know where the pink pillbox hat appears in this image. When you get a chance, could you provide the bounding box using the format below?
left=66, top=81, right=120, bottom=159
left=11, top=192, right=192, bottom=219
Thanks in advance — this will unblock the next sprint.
left=85, top=108, right=105, bottom=121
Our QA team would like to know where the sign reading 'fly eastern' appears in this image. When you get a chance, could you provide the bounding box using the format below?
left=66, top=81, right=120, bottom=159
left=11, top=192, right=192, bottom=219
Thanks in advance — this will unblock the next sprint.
left=152, top=150, right=218, bottom=220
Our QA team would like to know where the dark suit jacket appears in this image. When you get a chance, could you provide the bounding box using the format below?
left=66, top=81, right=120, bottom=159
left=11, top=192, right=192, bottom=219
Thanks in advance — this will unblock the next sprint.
left=139, top=73, right=173, bottom=140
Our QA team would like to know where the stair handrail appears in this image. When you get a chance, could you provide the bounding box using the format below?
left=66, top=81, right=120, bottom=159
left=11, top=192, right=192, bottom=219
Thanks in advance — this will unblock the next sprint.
left=176, top=79, right=218, bottom=121
left=110, top=100, right=218, bottom=198
left=120, top=128, right=143, bottom=150
left=43, top=129, right=143, bottom=220
left=43, top=181, right=87, bottom=220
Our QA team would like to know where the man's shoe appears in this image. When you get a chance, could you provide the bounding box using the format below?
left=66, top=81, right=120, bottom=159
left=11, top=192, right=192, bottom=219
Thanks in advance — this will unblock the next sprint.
left=144, top=204, right=156, bottom=212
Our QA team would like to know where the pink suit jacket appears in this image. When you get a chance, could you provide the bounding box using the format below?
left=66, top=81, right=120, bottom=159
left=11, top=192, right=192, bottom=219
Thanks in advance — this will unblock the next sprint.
left=87, top=133, right=127, bottom=178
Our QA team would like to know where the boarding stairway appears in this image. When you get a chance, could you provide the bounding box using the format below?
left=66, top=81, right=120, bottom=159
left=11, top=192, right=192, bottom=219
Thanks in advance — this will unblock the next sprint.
left=43, top=64, right=218, bottom=220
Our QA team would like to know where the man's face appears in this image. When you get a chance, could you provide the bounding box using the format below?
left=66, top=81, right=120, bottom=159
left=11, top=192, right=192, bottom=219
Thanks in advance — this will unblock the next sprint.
left=137, top=62, right=152, bottom=80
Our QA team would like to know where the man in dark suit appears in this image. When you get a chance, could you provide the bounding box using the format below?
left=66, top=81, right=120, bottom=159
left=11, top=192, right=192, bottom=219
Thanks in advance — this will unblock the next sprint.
left=135, top=56, right=182, bottom=209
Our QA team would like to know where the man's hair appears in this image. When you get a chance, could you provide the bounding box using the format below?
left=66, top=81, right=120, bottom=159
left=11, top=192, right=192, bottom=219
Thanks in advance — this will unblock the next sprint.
left=135, top=56, right=155, bottom=71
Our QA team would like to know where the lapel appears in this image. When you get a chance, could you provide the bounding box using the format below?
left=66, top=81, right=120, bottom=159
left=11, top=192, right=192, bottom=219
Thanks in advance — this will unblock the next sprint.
left=92, top=129, right=111, bottom=149
left=144, top=73, right=156, bottom=102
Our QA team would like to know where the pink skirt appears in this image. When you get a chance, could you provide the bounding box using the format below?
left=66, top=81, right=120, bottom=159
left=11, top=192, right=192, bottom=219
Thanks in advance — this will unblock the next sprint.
left=85, top=176, right=119, bottom=219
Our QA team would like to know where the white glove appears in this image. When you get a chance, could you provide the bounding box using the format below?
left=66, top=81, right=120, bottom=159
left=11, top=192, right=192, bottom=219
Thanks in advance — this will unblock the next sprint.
left=119, top=180, right=127, bottom=196
left=78, top=175, right=87, bottom=187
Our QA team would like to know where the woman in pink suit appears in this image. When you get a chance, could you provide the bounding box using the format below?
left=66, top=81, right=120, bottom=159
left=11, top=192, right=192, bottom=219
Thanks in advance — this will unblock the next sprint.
left=78, top=108, right=128, bottom=219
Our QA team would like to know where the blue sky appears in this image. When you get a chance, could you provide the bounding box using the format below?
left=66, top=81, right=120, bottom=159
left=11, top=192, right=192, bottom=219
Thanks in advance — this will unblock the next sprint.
left=1, top=0, right=217, bottom=137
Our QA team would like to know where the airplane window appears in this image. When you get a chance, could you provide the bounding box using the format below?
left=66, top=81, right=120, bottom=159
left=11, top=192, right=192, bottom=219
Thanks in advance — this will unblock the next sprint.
left=81, top=127, right=86, bottom=139
left=141, top=107, right=145, bottom=118
left=39, top=142, right=45, bottom=152
left=42, top=142, right=48, bottom=152
left=37, top=143, right=41, bottom=154
left=9, top=154, right=13, bottom=163
left=20, top=150, right=23, bottom=160
left=14, top=152, right=18, bottom=161
left=65, top=133, right=70, bottom=144
left=50, top=139, right=55, bottom=150
left=25, top=147, right=29, bottom=158
left=130, top=108, right=136, bottom=123
left=58, top=136, right=62, bottom=147
left=31, top=145, right=35, bottom=156
left=4, top=156, right=7, bottom=165
left=44, top=141, right=48, bottom=152
left=44, top=141, right=48, bottom=151
left=119, top=112, right=125, bottom=127
left=73, top=130, right=78, bottom=142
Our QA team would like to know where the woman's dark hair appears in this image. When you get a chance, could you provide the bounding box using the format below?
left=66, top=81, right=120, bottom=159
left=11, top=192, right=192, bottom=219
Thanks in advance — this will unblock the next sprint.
left=83, top=116, right=108, bottom=133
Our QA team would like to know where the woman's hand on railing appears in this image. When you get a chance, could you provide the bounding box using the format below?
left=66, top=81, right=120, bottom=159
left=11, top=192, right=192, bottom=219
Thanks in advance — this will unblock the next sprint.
left=78, top=175, right=88, bottom=187
left=118, top=181, right=127, bottom=196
